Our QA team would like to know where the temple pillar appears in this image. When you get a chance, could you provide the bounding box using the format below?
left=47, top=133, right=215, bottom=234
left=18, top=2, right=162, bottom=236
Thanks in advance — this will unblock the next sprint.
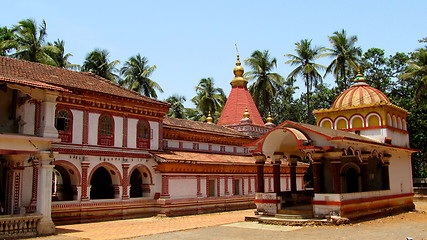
left=35, top=152, right=55, bottom=235
left=37, top=91, right=59, bottom=138
left=360, top=161, right=369, bottom=192
left=253, top=153, right=266, bottom=193
left=121, top=162, right=130, bottom=200
left=288, top=156, right=299, bottom=193
left=272, top=152, right=283, bottom=194
left=160, top=175, right=170, bottom=198
left=312, top=161, right=323, bottom=193
left=81, top=161, right=90, bottom=201
left=382, top=162, right=390, bottom=190
left=331, top=161, right=342, bottom=194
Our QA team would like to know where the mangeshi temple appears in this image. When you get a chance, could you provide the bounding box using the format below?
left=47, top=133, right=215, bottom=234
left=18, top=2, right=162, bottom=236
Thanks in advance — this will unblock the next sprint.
left=0, top=54, right=416, bottom=238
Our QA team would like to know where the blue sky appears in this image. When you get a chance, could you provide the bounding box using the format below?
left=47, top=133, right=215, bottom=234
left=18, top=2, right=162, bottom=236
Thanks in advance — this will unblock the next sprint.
left=2, top=0, right=426, bottom=108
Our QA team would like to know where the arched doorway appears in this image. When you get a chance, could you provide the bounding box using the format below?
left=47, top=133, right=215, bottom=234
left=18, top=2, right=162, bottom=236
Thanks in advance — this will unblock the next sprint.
left=90, top=167, right=114, bottom=199
left=52, top=165, right=74, bottom=201
left=129, top=170, right=143, bottom=198
left=345, top=168, right=359, bottom=193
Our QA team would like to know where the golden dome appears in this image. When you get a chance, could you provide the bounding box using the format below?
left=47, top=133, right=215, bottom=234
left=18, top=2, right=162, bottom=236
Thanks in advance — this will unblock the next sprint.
left=266, top=112, right=273, bottom=123
left=231, top=54, right=248, bottom=87
left=243, top=107, right=250, bottom=119
left=331, top=72, right=390, bottom=109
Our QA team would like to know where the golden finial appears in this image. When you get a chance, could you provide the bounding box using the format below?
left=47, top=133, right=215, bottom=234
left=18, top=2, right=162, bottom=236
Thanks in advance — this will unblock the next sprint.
left=265, top=112, right=275, bottom=128
left=266, top=112, right=273, bottom=123
left=354, top=65, right=366, bottom=84
left=243, top=107, right=250, bottom=119
left=231, top=44, right=247, bottom=87
left=206, top=111, right=213, bottom=124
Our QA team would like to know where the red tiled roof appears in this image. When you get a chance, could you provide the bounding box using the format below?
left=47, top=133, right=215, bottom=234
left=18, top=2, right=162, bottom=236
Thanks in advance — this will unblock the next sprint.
left=163, top=117, right=251, bottom=138
left=0, top=56, right=168, bottom=106
left=218, top=85, right=264, bottom=126
left=0, top=75, right=69, bottom=92
left=153, top=150, right=255, bottom=164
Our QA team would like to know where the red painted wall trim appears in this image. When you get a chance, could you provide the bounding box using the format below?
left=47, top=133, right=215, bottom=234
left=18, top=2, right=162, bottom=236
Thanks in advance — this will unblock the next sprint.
left=254, top=199, right=280, bottom=204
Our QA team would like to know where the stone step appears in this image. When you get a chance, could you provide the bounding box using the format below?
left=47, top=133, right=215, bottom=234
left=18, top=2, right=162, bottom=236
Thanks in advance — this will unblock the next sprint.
left=278, top=209, right=313, bottom=216
left=275, top=214, right=312, bottom=219
left=257, top=216, right=331, bottom=226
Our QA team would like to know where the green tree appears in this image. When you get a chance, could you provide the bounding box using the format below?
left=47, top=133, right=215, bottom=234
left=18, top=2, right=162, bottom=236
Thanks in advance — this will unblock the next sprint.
left=285, top=39, right=326, bottom=124
left=325, top=29, right=362, bottom=91
left=12, top=19, right=59, bottom=65
left=400, top=48, right=427, bottom=102
left=0, top=26, right=17, bottom=56
left=81, top=48, right=120, bottom=82
left=191, top=77, right=226, bottom=115
left=244, top=50, right=283, bottom=116
left=119, top=54, right=163, bottom=98
left=165, top=94, right=187, bottom=118
left=48, top=39, right=79, bottom=69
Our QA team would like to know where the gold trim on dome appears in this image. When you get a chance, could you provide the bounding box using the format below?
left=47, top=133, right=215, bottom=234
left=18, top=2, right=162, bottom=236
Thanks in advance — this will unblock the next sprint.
left=243, top=107, right=250, bottom=119
left=206, top=111, right=213, bottom=124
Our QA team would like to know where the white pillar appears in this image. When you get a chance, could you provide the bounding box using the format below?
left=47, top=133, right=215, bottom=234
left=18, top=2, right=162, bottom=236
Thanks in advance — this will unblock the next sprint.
left=36, top=151, right=55, bottom=235
left=38, top=91, right=59, bottom=138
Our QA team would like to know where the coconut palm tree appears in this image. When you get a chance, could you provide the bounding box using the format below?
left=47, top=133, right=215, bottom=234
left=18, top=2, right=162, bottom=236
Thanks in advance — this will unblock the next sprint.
left=81, top=48, right=120, bottom=83
left=165, top=94, right=187, bottom=118
left=285, top=39, right=326, bottom=123
left=400, top=48, right=427, bottom=102
left=48, top=39, right=79, bottom=70
left=119, top=54, right=163, bottom=98
left=324, top=29, right=362, bottom=91
left=244, top=50, right=283, bottom=116
left=191, top=77, right=226, bottom=115
left=12, top=19, right=59, bottom=65
left=0, top=26, right=17, bottom=56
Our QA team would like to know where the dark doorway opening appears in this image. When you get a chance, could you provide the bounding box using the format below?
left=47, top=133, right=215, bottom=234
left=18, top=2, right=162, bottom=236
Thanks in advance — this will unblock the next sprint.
left=130, top=170, right=143, bottom=198
left=90, top=167, right=114, bottom=199
left=346, top=168, right=359, bottom=193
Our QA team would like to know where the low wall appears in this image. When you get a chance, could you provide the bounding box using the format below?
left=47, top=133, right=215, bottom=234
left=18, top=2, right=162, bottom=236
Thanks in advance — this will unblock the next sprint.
left=0, top=213, right=42, bottom=239
left=313, top=191, right=414, bottom=219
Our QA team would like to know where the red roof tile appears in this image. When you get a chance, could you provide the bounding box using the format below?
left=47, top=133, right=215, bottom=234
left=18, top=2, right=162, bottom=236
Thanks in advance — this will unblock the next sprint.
left=0, top=75, right=69, bottom=92
left=218, top=86, right=264, bottom=126
left=153, top=150, right=255, bottom=164
left=0, top=56, right=168, bottom=106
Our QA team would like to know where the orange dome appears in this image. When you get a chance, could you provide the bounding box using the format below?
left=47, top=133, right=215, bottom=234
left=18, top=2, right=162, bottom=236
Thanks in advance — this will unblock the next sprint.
left=332, top=74, right=390, bottom=109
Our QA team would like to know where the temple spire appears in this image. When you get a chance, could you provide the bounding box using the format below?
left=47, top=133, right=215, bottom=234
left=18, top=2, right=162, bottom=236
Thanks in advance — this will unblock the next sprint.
left=230, top=53, right=248, bottom=87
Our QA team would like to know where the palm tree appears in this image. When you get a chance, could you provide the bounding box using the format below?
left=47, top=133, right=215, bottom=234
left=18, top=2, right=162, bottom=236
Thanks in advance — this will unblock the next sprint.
left=165, top=94, right=187, bottom=118
left=244, top=50, right=283, bottom=116
left=119, top=54, right=163, bottom=98
left=324, top=29, right=362, bottom=91
left=48, top=39, right=79, bottom=70
left=400, top=48, right=427, bottom=102
left=81, top=48, right=120, bottom=83
left=12, top=19, right=59, bottom=65
left=0, top=26, right=17, bottom=56
left=191, top=77, right=226, bottom=115
left=285, top=39, right=326, bottom=123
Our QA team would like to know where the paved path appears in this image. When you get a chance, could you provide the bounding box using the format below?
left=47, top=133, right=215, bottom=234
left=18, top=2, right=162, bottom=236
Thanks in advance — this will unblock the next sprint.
left=33, top=209, right=256, bottom=240
left=33, top=202, right=427, bottom=240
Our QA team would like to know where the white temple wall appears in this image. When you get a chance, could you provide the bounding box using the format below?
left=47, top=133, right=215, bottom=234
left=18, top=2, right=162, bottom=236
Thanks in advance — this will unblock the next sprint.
left=127, top=118, right=138, bottom=148
left=113, top=116, right=123, bottom=147
left=71, top=109, right=83, bottom=144
left=389, top=152, right=413, bottom=194
left=149, top=121, right=159, bottom=150
left=20, top=102, right=35, bottom=135
left=88, top=113, right=100, bottom=145
left=169, top=177, right=197, bottom=199
left=199, top=143, right=209, bottom=151
left=21, top=167, right=33, bottom=208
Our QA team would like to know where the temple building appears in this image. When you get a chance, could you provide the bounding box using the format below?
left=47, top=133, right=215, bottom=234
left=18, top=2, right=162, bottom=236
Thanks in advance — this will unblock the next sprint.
left=250, top=70, right=416, bottom=219
left=0, top=55, right=306, bottom=238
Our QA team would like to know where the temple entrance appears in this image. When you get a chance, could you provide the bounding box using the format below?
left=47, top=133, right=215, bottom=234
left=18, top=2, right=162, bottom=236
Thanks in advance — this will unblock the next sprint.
left=129, top=170, right=143, bottom=198
left=90, top=167, right=114, bottom=199
left=345, top=167, right=359, bottom=193
left=52, top=165, right=74, bottom=201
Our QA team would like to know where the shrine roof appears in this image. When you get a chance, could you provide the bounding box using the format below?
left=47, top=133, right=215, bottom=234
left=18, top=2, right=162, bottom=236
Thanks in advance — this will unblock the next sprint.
left=0, top=56, right=168, bottom=106
left=163, top=117, right=252, bottom=138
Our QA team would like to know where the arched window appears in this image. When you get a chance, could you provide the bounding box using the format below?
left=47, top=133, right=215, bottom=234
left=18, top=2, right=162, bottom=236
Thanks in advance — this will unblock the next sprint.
left=136, top=120, right=150, bottom=148
left=335, top=117, right=348, bottom=130
left=320, top=118, right=332, bottom=129
left=98, top=115, right=114, bottom=146
left=350, top=115, right=364, bottom=129
left=55, top=109, right=72, bottom=142
left=367, top=113, right=380, bottom=127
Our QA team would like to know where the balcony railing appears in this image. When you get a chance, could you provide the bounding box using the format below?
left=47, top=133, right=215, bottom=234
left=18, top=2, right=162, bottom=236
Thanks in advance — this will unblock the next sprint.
left=0, top=213, right=42, bottom=238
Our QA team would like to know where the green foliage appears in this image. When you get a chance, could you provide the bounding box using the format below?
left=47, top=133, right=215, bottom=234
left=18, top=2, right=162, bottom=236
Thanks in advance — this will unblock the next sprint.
left=81, top=48, right=120, bottom=83
left=119, top=54, right=163, bottom=98
left=165, top=94, right=187, bottom=119
left=191, top=78, right=226, bottom=116
left=245, top=50, right=283, bottom=117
